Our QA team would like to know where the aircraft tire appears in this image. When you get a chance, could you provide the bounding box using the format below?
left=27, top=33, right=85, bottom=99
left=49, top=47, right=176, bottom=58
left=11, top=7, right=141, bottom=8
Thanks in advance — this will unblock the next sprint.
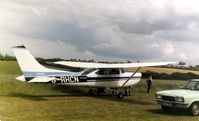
left=124, top=91, right=128, bottom=96
left=124, top=90, right=131, bottom=96
left=117, top=92, right=124, bottom=99
left=88, top=89, right=94, bottom=96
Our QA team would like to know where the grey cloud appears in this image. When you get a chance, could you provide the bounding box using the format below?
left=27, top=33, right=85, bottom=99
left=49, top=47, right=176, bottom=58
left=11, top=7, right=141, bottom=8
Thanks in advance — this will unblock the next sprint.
left=16, top=21, right=98, bottom=51
left=1, top=0, right=199, bottom=65
left=114, top=13, right=199, bottom=35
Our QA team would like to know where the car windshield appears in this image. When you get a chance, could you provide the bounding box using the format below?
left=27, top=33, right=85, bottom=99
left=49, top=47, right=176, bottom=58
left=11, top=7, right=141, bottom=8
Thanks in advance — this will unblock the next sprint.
left=182, top=81, right=199, bottom=90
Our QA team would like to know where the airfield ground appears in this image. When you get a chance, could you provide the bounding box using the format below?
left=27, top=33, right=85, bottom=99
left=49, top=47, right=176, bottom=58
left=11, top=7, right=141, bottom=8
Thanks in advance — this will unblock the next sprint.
left=1, top=61, right=199, bottom=121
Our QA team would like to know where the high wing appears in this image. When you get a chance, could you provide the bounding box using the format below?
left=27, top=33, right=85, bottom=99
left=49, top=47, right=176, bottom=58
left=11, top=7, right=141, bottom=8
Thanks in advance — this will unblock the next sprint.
left=54, top=61, right=180, bottom=68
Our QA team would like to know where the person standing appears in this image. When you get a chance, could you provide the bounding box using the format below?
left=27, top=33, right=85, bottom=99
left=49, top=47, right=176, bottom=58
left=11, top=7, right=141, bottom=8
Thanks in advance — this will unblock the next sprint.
left=146, top=75, right=153, bottom=93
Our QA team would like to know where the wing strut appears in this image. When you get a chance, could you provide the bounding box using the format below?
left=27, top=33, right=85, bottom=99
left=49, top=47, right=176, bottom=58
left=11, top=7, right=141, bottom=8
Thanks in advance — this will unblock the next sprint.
left=122, top=67, right=142, bottom=87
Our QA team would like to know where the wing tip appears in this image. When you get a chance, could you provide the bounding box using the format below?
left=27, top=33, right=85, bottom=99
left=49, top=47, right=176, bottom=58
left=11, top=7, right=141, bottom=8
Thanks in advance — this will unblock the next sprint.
left=12, top=45, right=26, bottom=49
left=178, top=61, right=186, bottom=65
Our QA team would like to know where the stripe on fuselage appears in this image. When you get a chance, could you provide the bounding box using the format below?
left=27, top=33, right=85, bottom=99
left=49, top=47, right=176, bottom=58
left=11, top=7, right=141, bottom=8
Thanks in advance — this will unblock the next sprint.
left=23, top=71, right=73, bottom=77
left=25, top=76, right=141, bottom=83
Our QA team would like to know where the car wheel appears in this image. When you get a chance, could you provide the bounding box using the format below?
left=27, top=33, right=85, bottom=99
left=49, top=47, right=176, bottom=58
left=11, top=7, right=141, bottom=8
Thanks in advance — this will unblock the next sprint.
left=161, top=106, right=172, bottom=112
left=189, top=103, right=199, bottom=116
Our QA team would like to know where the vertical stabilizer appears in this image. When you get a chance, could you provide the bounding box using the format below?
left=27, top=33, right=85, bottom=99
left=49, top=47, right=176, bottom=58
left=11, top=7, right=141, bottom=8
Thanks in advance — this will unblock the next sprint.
left=12, top=45, right=63, bottom=73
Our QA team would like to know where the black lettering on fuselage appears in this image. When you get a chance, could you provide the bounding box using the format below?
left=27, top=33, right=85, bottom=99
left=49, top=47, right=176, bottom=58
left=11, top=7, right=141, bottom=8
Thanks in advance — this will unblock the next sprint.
left=60, top=76, right=79, bottom=83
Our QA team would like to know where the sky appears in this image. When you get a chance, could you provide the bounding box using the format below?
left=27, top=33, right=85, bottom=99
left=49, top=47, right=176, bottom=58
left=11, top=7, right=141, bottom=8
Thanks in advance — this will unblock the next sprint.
left=1, top=0, right=199, bottom=65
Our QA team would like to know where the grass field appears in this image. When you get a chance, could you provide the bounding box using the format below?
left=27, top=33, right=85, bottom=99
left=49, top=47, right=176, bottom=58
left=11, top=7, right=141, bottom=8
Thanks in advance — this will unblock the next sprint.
left=1, top=61, right=199, bottom=121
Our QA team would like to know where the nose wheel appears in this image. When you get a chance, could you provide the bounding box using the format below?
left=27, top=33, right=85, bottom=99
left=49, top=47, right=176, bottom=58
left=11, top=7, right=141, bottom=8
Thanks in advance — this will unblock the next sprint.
left=88, top=89, right=97, bottom=96
left=124, top=87, right=131, bottom=96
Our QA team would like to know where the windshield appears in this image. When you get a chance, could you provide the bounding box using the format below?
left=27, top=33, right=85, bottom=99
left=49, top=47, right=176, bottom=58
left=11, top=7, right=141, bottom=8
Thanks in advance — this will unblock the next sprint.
left=81, top=68, right=97, bottom=75
left=182, top=81, right=199, bottom=90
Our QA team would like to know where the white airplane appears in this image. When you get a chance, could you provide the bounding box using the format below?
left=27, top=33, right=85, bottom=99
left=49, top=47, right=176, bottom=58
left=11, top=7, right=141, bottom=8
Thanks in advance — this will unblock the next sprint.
left=12, top=45, right=181, bottom=99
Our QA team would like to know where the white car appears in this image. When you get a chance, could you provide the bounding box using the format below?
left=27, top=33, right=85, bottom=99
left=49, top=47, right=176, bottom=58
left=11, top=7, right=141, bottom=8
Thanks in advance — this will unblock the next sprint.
left=156, top=79, right=199, bottom=116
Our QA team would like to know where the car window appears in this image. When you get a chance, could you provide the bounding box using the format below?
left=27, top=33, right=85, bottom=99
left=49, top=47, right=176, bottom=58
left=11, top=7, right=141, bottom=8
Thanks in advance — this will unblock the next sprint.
left=195, top=83, right=199, bottom=90
left=183, top=81, right=199, bottom=90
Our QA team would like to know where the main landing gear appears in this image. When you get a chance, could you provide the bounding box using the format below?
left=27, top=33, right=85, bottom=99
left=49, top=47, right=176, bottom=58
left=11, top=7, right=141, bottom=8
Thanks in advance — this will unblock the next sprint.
left=88, top=87, right=132, bottom=99
left=117, top=87, right=132, bottom=99
left=117, top=92, right=124, bottom=99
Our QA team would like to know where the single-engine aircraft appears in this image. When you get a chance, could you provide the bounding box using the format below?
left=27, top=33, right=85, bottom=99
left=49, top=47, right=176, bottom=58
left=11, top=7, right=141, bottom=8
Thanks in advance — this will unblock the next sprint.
left=12, top=45, right=182, bottom=99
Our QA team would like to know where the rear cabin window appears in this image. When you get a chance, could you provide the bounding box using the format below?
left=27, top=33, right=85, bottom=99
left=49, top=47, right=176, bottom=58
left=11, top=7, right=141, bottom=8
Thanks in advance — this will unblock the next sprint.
left=121, top=68, right=126, bottom=73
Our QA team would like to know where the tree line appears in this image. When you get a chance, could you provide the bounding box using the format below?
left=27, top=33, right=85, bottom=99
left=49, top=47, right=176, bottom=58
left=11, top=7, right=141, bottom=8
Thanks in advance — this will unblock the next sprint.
left=0, top=53, right=16, bottom=61
left=142, top=71, right=199, bottom=80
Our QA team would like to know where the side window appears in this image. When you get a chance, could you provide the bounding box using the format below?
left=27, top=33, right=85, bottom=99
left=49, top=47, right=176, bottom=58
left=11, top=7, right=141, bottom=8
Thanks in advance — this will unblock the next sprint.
left=96, top=69, right=107, bottom=75
left=109, top=69, right=120, bottom=75
left=195, top=82, right=199, bottom=90
left=96, top=69, right=122, bottom=75
left=121, top=68, right=126, bottom=73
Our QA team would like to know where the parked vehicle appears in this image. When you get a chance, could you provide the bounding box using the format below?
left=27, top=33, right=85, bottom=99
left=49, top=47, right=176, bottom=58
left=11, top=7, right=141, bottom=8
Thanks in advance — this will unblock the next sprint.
left=156, top=79, right=199, bottom=116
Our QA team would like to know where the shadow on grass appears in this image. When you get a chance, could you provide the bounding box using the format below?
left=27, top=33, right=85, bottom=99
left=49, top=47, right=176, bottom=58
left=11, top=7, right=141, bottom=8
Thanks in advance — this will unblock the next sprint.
left=8, top=92, right=88, bottom=101
left=52, top=85, right=154, bottom=105
left=51, top=85, right=88, bottom=96
left=2, top=84, right=154, bottom=105
left=90, top=95, right=154, bottom=105
left=148, top=108, right=192, bottom=116
left=9, top=93, right=48, bottom=101
left=45, top=85, right=155, bottom=105
left=0, top=85, right=87, bottom=101
left=124, top=98, right=154, bottom=105
left=5, top=85, right=89, bottom=101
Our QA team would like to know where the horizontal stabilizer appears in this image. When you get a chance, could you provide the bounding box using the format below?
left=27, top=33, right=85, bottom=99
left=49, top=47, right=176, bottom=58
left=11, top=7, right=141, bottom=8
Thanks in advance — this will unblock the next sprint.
left=16, top=75, right=26, bottom=82
left=54, top=61, right=179, bottom=68
left=28, top=77, right=55, bottom=83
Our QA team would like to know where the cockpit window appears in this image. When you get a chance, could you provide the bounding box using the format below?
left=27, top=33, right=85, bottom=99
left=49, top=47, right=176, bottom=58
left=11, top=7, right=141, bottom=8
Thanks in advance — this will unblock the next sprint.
left=96, top=68, right=121, bottom=75
left=96, top=69, right=108, bottom=75
left=81, top=68, right=97, bottom=75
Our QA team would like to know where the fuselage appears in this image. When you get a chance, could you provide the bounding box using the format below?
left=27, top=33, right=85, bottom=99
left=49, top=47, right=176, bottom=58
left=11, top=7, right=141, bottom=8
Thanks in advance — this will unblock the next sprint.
left=23, top=68, right=142, bottom=88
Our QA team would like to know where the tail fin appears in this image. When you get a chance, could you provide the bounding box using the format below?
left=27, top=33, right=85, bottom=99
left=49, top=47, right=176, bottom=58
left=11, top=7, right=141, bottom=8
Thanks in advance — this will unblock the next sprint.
left=12, top=45, right=65, bottom=74
left=12, top=45, right=69, bottom=82
left=12, top=45, right=52, bottom=72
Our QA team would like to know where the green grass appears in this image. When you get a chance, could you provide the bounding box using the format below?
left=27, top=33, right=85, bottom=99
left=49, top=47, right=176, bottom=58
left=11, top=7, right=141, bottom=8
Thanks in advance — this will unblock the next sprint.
left=1, top=61, right=199, bottom=121
left=0, top=61, right=21, bottom=75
